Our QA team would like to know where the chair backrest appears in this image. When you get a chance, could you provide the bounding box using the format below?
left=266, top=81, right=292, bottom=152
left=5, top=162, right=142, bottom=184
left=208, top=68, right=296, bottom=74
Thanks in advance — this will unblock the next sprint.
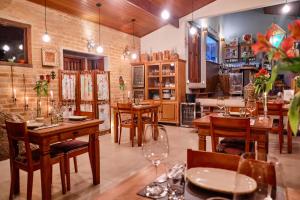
left=256, top=102, right=283, bottom=133
left=5, top=120, right=33, bottom=167
left=256, top=102, right=283, bottom=117
left=117, top=102, right=134, bottom=123
left=210, top=116, right=251, bottom=152
left=187, top=149, right=276, bottom=186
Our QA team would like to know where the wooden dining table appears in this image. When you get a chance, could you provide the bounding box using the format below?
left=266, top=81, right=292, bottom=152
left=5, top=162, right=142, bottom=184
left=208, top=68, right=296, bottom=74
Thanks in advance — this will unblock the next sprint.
left=96, top=164, right=295, bottom=200
left=111, top=103, right=160, bottom=146
left=23, top=119, right=102, bottom=200
left=193, top=113, right=273, bottom=160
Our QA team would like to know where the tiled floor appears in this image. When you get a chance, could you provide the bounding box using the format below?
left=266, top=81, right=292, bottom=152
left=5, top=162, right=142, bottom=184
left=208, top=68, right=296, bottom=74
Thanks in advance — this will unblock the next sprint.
left=0, top=125, right=300, bottom=200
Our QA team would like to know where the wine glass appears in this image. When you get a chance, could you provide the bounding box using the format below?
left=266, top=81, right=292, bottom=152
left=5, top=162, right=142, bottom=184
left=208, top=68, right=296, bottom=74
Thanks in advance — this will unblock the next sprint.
left=217, top=97, right=225, bottom=113
left=246, top=99, right=256, bottom=118
left=142, top=124, right=169, bottom=198
left=234, top=153, right=286, bottom=200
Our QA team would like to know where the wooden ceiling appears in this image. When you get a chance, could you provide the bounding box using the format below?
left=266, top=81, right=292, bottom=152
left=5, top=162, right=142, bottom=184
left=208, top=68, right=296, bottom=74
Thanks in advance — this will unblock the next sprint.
left=26, top=0, right=216, bottom=37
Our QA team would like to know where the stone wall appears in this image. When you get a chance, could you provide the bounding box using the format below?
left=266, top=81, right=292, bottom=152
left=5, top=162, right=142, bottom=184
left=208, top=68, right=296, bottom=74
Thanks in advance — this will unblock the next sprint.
left=0, top=0, right=139, bottom=116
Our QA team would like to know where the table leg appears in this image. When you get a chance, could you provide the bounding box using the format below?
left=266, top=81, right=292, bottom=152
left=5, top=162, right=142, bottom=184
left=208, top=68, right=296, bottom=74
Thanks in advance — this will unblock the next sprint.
left=198, top=132, right=207, bottom=151
left=288, top=123, right=293, bottom=154
left=113, top=110, right=118, bottom=143
left=138, top=111, right=143, bottom=147
left=40, top=144, right=52, bottom=200
left=89, top=131, right=100, bottom=185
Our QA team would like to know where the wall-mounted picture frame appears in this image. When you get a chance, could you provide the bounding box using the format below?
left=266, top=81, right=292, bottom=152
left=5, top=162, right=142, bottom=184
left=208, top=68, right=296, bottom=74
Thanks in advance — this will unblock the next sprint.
left=42, top=48, right=59, bottom=67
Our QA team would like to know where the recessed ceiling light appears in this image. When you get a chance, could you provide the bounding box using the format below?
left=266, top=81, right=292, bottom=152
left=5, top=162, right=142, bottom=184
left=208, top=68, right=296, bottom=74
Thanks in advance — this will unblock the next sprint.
left=161, top=9, right=170, bottom=20
left=282, top=4, right=291, bottom=14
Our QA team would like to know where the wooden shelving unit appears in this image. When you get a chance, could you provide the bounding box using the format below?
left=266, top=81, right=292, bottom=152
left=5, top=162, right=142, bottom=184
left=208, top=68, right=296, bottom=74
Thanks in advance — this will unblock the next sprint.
left=144, top=59, right=186, bottom=125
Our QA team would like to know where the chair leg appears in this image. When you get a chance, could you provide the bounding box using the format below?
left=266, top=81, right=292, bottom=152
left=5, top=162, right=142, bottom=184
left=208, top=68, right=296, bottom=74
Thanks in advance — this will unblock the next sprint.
left=59, top=159, right=66, bottom=194
left=279, top=131, right=283, bottom=153
left=118, top=127, right=122, bottom=144
left=65, top=156, right=71, bottom=191
left=130, top=128, right=134, bottom=147
left=9, top=165, right=15, bottom=200
left=27, top=172, right=33, bottom=200
left=50, top=165, right=53, bottom=186
left=73, top=157, right=78, bottom=173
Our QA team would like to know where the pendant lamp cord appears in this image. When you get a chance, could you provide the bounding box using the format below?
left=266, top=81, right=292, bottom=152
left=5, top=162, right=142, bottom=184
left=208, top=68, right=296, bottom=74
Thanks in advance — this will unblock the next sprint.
left=98, top=4, right=101, bottom=45
left=44, top=0, right=47, bottom=33
left=132, top=19, right=135, bottom=49
left=191, top=0, right=194, bottom=21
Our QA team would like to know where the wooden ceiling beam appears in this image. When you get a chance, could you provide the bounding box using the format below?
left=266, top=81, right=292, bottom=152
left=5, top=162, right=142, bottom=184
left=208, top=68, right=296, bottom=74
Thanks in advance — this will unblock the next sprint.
left=124, top=0, right=179, bottom=28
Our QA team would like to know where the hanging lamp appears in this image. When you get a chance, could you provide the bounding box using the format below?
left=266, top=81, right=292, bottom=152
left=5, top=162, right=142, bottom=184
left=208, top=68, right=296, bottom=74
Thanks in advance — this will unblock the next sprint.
left=131, top=19, right=137, bottom=60
left=42, top=0, right=51, bottom=43
left=96, top=3, right=104, bottom=54
left=282, top=0, right=291, bottom=14
left=189, top=0, right=197, bottom=35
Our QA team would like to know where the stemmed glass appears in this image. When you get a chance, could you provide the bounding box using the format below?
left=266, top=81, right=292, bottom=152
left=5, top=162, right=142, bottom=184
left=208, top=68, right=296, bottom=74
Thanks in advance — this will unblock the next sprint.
left=234, top=153, right=286, bottom=200
left=217, top=97, right=225, bottom=113
left=246, top=99, right=256, bottom=118
left=142, top=124, right=169, bottom=198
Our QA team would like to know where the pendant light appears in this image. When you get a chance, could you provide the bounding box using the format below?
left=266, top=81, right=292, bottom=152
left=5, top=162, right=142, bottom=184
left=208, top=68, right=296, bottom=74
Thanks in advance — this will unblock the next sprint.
left=42, top=0, right=51, bottom=43
left=96, top=3, right=104, bottom=54
left=189, top=0, right=197, bottom=35
left=282, top=0, right=291, bottom=14
left=131, top=19, right=137, bottom=60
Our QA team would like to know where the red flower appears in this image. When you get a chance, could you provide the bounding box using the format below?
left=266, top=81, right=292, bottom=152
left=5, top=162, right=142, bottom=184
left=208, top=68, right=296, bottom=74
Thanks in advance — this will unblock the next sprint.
left=40, top=75, right=44, bottom=80
left=288, top=20, right=300, bottom=40
left=280, top=36, right=296, bottom=58
left=259, top=68, right=268, bottom=75
left=255, top=73, right=260, bottom=78
left=252, top=33, right=272, bottom=55
left=273, top=51, right=282, bottom=61
left=46, top=74, right=51, bottom=83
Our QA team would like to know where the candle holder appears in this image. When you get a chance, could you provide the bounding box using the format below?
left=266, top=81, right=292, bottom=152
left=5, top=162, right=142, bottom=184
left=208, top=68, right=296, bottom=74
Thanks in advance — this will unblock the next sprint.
left=263, top=92, right=268, bottom=119
left=24, top=103, right=29, bottom=111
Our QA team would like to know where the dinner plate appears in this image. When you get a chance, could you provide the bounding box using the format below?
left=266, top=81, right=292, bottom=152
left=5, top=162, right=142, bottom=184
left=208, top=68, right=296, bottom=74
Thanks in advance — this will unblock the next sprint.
left=229, top=111, right=241, bottom=116
left=27, top=122, right=44, bottom=129
left=69, top=115, right=87, bottom=121
left=186, top=167, right=257, bottom=194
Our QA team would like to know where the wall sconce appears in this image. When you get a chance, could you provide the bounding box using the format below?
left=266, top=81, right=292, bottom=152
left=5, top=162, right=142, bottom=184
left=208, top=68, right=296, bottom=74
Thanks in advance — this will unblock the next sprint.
left=23, top=74, right=29, bottom=111
left=87, top=39, right=96, bottom=52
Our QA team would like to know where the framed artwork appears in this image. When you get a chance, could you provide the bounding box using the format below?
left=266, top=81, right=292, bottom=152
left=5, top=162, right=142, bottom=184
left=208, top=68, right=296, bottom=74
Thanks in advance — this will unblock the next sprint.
left=42, top=48, right=59, bottom=67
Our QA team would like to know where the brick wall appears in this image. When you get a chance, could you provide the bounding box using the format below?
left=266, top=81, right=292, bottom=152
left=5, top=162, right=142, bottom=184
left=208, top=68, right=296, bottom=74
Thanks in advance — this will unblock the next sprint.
left=0, top=0, right=139, bottom=117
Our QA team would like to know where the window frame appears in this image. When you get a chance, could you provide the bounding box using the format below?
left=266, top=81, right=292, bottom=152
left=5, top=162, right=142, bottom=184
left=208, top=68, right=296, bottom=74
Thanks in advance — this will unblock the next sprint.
left=0, top=18, right=32, bottom=67
left=206, top=32, right=219, bottom=64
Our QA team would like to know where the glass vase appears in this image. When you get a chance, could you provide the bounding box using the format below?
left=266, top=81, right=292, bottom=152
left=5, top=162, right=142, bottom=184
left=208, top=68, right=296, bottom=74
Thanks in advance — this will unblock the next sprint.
left=37, top=97, right=42, bottom=117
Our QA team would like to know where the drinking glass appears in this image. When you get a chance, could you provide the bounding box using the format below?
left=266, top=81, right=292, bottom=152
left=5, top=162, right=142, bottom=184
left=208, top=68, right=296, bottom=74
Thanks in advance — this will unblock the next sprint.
left=234, top=153, right=286, bottom=200
left=165, top=161, right=186, bottom=200
left=246, top=99, right=256, bottom=118
left=142, top=124, right=169, bottom=198
left=217, top=97, right=225, bottom=113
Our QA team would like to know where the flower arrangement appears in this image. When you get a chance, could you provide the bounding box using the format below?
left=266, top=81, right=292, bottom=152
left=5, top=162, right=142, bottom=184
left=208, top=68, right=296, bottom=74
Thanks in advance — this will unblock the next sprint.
left=252, top=20, right=300, bottom=134
left=254, top=68, right=270, bottom=95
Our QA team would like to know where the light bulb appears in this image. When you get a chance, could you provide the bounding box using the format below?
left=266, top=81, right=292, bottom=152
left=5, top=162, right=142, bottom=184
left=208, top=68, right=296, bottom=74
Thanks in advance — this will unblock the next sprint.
left=282, top=4, right=291, bottom=14
left=42, top=32, right=51, bottom=43
left=96, top=45, right=104, bottom=54
left=161, top=9, right=170, bottom=20
left=18, top=44, right=23, bottom=50
left=189, top=26, right=197, bottom=35
left=131, top=53, right=137, bottom=60
left=2, top=44, right=10, bottom=52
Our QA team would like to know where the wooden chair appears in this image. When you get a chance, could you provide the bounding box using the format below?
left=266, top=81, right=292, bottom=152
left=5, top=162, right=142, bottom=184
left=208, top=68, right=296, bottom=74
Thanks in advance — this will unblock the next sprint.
left=117, top=102, right=137, bottom=147
left=187, top=149, right=276, bottom=187
left=51, top=112, right=94, bottom=191
left=256, top=102, right=284, bottom=153
left=210, top=116, right=251, bottom=155
left=5, top=121, right=66, bottom=200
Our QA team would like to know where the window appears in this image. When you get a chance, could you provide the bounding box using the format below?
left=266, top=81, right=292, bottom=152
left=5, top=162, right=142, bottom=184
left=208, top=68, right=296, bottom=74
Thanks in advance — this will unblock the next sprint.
left=0, top=18, right=31, bottom=66
left=206, top=34, right=219, bottom=63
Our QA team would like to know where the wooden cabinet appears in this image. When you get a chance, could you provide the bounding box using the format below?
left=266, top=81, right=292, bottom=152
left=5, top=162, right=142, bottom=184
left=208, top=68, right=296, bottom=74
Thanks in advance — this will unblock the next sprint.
left=144, top=59, right=186, bottom=125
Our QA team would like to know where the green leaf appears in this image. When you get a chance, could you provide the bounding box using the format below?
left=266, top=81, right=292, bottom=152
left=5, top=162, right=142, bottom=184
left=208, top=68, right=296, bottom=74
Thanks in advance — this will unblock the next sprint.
left=288, top=92, right=300, bottom=135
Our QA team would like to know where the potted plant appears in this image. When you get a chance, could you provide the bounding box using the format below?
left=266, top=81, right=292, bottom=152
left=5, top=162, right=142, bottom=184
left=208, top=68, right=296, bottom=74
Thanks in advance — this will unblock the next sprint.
left=252, top=21, right=300, bottom=134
